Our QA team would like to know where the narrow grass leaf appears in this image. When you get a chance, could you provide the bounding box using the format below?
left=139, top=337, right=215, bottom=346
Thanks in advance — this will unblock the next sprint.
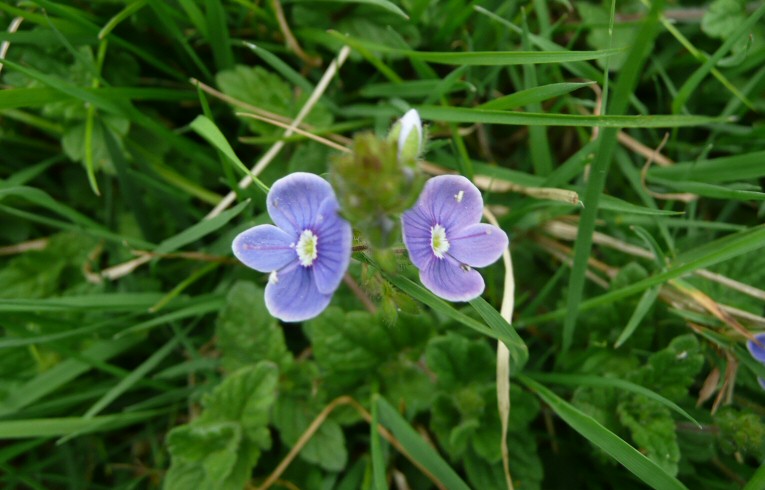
left=614, top=287, right=662, bottom=348
left=371, top=395, right=387, bottom=490
left=416, top=105, right=722, bottom=127
left=116, top=295, right=224, bottom=338
left=647, top=151, right=765, bottom=183
left=154, top=199, right=250, bottom=255
left=518, top=224, right=765, bottom=326
left=0, top=337, right=141, bottom=416
left=672, top=1, right=765, bottom=113
left=562, top=0, right=665, bottom=352
left=0, top=294, right=163, bottom=313
left=98, top=0, right=148, bottom=39
left=0, top=411, right=161, bottom=439
left=469, top=297, right=528, bottom=371
left=330, top=33, right=622, bottom=65
left=527, top=372, right=700, bottom=427
left=519, top=376, right=688, bottom=490
left=376, top=396, right=470, bottom=490
left=649, top=178, right=765, bottom=201
left=189, top=115, right=269, bottom=194
left=743, top=463, right=765, bottom=490
left=477, top=82, right=595, bottom=111
left=204, top=0, right=234, bottom=70
left=290, top=0, right=408, bottom=18
left=0, top=88, right=70, bottom=109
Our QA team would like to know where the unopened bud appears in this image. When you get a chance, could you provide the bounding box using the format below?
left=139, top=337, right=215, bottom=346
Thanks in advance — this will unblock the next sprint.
left=387, top=109, right=423, bottom=163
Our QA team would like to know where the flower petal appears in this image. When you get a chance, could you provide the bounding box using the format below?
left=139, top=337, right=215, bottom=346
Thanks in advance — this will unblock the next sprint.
left=401, top=205, right=435, bottom=269
left=312, top=197, right=353, bottom=294
left=265, top=264, right=331, bottom=322
left=420, top=256, right=485, bottom=302
left=747, top=332, right=765, bottom=363
left=419, top=175, right=483, bottom=231
left=449, top=223, right=508, bottom=268
left=267, top=172, right=334, bottom=235
left=232, top=224, right=296, bottom=273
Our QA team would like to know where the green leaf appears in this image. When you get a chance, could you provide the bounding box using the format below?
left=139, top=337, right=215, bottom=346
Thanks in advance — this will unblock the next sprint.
left=520, top=376, right=689, bottom=490
left=332, top=32, right=623, bottom=65
left=304, top=307, right=431, bottom=390
left=578, top=2, right=641, bottom=71
left=188, top=115, right=268, bottom=194
left=153, top=198, right=250, bottom=255
left=470, top=297, right=529, bottom=372
left=288, top=0, right=409, bottom=19
left=215, top=281, right=291, bottom=372
left=272, top=394, right=348, bottom=472
left=632, top=335, right=704, bottom=402
left=701, top=0, right=747, bottom=39
left=426, top=334, right=494, bottom=389
left=617, top=395, right=680, bottom=476
left=165, top=422, right=244, bottom=490
left=0, top=410, right=162, bottom=438
left=200, top=363, right=279, bottom=448
left=715, top=407, right=765, bottom=460
left=164, top=362, right=279, bottom=490
left=416, top=105, right=722, bottom=128
left=648, top=177, right=765, bottom=201
left=375, top=395, right=471, bottom=490
left=477, top=81, right=595, bottom=111
left=530, top=373, right=699, bottom=427
left=215, top=65, right=332, bottom=132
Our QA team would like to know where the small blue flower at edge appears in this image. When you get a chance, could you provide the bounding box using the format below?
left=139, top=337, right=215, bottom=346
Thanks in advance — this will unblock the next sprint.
left=232, top=172, right=352, bottom=322
left=401, top=174, right=508, bottom=302
left=746, top=332, right=765, bottom=390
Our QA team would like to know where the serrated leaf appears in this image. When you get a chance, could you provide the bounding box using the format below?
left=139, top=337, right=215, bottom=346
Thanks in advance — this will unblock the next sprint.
left=215, top=281, right=291, bottom=372
left=304, top=307, right=431, bottom=390
left=632, top=335, right=704, bottom=402
left=701, top=0, right=747, bottom=40
left=215, top=65, right=332, bottom=133
left=715, top=408, right=765, bottom=459
left=273, top=395, right=348, bottom=472
left=200, top=362, right=279, bottom=449
left=425, top=334, right=494, bottom=388
left=617, top=395, right=680, bottom=476
left=165, top=433, right=260, bottom=490
left=166, top=422, right=243, bottom=489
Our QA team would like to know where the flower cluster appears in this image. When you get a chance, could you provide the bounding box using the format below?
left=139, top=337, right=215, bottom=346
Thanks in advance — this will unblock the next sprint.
left=746, top=333, right=765, bottom=390
left=232, top=111, right=508, bottom=321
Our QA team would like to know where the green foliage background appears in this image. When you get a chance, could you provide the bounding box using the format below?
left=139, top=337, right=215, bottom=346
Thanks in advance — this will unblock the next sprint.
left=1, top=0, right=765, bottom=489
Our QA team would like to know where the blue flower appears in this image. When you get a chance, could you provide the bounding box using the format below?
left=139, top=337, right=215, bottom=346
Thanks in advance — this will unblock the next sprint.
left=232, top=172, right=352, bottom=322
left=401, top=175, right=508, bottom=302
left=746, top=332, right=765, bottom=390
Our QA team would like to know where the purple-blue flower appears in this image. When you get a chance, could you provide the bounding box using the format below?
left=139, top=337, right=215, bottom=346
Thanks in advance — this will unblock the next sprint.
left=401, top=175, right=508, bottom=302
left=232, top=172, right=352, bottom=322
left=746, top=332, right=765, bottom=390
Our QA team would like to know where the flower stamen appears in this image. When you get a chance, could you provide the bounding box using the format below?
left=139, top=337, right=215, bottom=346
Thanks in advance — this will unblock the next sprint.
left=296, top=229, right=319, bottom=267
left=430, top=224, right=450, bottom=259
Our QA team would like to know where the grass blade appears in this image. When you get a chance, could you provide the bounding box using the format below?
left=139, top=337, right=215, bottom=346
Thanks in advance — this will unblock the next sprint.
left=469, top=297, right=528, bottom=371
left=527, top=372, right=700, bottom=427
left=519, top=375, right=688, bottom=490
left=189, top=115, right=269, bottom=194
left=331, top=32, right=623, bottom=65
left=0, top=411, right=162, bottom=439
left=477, top=81, right=595, bottom=111
left=376, top=396, right=470, bottom=490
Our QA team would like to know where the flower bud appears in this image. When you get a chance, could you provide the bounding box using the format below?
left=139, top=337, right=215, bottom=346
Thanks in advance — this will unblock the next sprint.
left=330, top=132, right=425, bottom=249
left=387, top=109, right=424, bottom=164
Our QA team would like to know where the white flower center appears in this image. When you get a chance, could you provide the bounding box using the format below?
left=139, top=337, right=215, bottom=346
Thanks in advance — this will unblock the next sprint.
left=430, top=224, right=450, bottom=259
left=296, top=229, right=318, bottom=267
